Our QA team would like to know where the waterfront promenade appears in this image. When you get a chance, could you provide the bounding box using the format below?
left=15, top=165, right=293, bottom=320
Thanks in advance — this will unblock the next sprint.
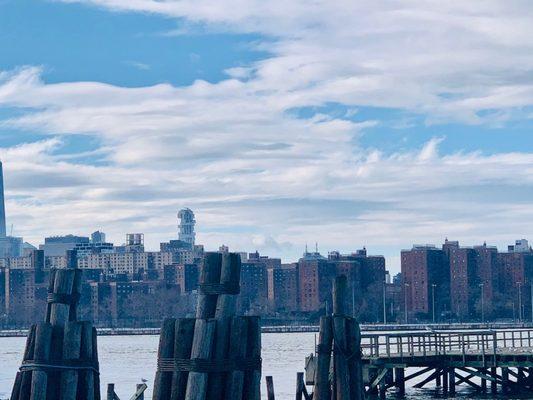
left=1, top=322, right=532, bottom=337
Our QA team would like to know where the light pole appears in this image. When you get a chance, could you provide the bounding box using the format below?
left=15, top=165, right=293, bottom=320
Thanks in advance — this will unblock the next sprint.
left=531, top=281, right=533, bottom=323
left=404, top=283, right=410, bottom=324
left=383, top=282, right=387, bottom=324
left=479, top=283, right=485, bottom=323
left=352, top=284, right=356, bottom=318
left=431, top=284, right=437, bottom=324
left=517, top=282, right=523, bottom=322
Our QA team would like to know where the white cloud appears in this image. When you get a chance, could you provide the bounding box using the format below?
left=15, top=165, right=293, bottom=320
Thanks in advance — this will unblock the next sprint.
left=1, top=1, right=533, bottom=267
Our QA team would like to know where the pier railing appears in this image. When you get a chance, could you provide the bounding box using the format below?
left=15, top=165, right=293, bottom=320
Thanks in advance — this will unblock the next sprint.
left=361, top=328, right=533, bottom=362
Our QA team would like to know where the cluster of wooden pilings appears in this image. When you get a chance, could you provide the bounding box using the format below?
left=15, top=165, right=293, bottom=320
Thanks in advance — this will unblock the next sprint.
left=310, top=275, right=365, bottom=400
left=10, top=267, right=101, bottom=400
left=152, top=252, right=261, bottom=400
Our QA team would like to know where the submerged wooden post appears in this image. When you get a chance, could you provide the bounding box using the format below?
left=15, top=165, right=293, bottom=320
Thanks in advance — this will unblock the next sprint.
left=395, top=367, right=405, bottom=395
left=491, top=367, right=497, bottom=394
left=448, top=367, right=455, bottom=395
left=266, top=376, right=275, bottom=400
left=136, top=384, right=145, bottom=400
left=379, top=377, right=386, bottom=400
left=296, top=372, right=305, bottom=400
left=502, top=367, right=509, bottom=394
left=314, top=316, right=333, bottom=400
left=480, top=368, right=487, bottom=392
left=106, top=384, right=115, bottom=400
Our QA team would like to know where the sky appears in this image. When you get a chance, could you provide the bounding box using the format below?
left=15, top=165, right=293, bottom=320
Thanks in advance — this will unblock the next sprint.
left=0, top=0, right=532, bottom=272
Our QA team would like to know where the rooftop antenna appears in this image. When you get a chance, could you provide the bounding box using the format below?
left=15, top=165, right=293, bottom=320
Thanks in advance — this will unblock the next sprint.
left=305, top=243, right=308, bottom=254
left=10, top=223, right=13, bottom=236
left=315, top=242, right=318, bottom=253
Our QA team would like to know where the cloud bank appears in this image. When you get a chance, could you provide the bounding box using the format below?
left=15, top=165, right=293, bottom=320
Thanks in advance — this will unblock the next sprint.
left=2, top=1, right=533, bottom=268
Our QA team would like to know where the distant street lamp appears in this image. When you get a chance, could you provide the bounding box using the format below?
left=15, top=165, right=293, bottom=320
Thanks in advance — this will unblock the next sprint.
left=479, top=283, right=485, bottom=323
left=431, top=284, right=437, bottom=324
left=404, top=283, right=410, bottom=324
left=517, top=282, right=523, bottom=322
left=531, top=281, right=533, bottom=323
left=383, top=282, right=387, bottom=324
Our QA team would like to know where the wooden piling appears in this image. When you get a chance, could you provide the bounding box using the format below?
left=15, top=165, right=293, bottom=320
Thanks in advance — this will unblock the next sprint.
left=394, top=368, right=405, bottom=395
left=185, top=319, right=216, bottom=400
left=265, top=376, right=275, bottom=400
left=243, top=316, right=261, bottom=400
left=490, top=367, right=497, bottom=394
left=49, top=269, right=76, bottom=327
left=314, top=316, right=333, bottom=400
left=378, top=377, right=386, bottom=400
left=346, top=318, right=364, bottom=400
left=332, top=276, right=350, bottom=400
left=502, top=367, right=509, bottom=393
left=60, top=321, right=82, bottom=400
left=207, top=253, right=241, bottom=400
left=170, top=318, right=195, bottom=400
left=78, top=321, right=95, bottom=400
left=30, top=323, right=53, bottom=400
left=224, top=317, right=248, bottom=400
left=196, top=253, right=222, bottom=319
left=448, top=367, right=455, bottom=395
left=296, top=372, right=306, bottom=400
left=442, top=368, right=448, bottom=394
left=136, top=384, right=145, bottom=400
left=153, top=318, right=176, bottom=400
left=479, top=368, right=487, bottom=392
left=45, top=325, right=64, bottom=400
left=92, top=327, right=101, bottom=400
left=16, top=324, right=36, bottom=400
left=106, top=384, right=115, bottom=400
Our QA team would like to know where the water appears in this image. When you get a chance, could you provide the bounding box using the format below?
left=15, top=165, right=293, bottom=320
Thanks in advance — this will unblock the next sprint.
left=0, top=333, right=525, bottom=399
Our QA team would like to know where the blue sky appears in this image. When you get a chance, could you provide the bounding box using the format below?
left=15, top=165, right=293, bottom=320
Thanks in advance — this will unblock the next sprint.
left=0, top=0, right=532, bottom=271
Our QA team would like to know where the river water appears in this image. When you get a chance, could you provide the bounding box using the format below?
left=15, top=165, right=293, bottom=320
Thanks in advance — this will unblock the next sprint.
left=0, top=333, right=524, bottom=399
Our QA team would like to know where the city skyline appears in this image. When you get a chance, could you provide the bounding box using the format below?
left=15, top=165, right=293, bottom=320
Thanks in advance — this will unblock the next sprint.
left=0, top=1, right=532, bottom=269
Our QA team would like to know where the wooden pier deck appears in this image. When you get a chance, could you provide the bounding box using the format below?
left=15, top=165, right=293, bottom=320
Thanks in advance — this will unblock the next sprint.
left=359, top=328, right=533, bottom=397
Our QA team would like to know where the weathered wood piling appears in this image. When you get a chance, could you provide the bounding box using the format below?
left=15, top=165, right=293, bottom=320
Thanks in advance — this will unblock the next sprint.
left=307, top=275, right=364, bottom=400
left=152, top=252, right=261, bottom=400
left=10, top=263, right=100, bottom=400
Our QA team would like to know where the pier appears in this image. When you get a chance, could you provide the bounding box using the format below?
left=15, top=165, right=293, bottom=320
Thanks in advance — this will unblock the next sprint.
left=360, top=328, right=533, bottom=397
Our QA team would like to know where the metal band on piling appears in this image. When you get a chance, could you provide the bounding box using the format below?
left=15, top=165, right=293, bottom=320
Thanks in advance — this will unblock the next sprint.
left=20, top=359, right=100, bottom=374
left=198, top=282, right=240, bottom=295
left=47, top=293, right=81, bottom=305
left=157, top=357, right=261, bottom=373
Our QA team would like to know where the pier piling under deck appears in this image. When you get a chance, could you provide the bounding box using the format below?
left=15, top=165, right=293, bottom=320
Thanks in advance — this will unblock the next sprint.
left=360, top=328, right=533, bottom=397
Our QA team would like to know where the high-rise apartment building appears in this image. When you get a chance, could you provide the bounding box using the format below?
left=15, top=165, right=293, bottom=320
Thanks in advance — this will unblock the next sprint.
left=178, top=208, right=195, bottom=247
left=401, top=245, right=448, bottom=321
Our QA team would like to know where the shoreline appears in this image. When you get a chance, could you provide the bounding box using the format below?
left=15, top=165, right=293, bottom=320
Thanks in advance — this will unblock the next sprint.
left=1, top=321, right=532, bottom=337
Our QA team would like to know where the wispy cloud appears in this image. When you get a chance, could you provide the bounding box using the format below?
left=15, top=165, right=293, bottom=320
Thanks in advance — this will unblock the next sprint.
left=123, top=60, right=150, bottom=70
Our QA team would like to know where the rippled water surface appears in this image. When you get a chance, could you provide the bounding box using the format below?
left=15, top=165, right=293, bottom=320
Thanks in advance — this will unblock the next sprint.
left=0, top=333, right=526, bottom=399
